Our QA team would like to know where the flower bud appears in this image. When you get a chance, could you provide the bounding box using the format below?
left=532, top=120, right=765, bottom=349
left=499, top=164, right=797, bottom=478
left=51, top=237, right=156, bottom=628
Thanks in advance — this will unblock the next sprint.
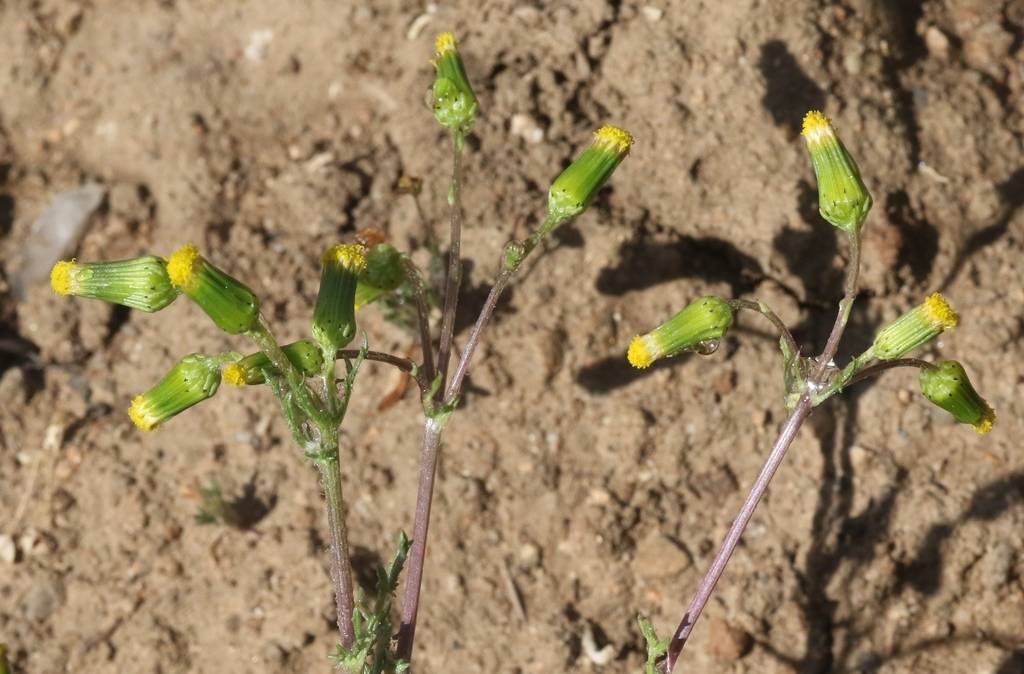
left=872, top=293, right=957, bottom=360
left=312, top=244, right=367, bottom=351
left=223, top=340, right=324, bottom=386
left=919, top=360, right=995, bottom=434
left=801, top=111, right=873, bottom=234
left=628, top=296, right=734, bottom=369
left=50, top=256, right=178, bottom=312
left=549, top=125, right=633, bottom=221
left=128, top=354, right=221, bottom=431
left=167, top=244, right=260, bottom=334
left=354, top=243, right=405, bottom=309
left=431, top=32, right=478, bottom=132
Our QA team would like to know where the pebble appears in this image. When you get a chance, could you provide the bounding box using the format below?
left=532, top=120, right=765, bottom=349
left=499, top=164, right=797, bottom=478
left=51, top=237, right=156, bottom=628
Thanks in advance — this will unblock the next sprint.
left=924, top=26, right=951, bottom=60
left=642, top=6, right=663, bottom=22
left=510, top=113, right=544, bottom=144
left=518, top=542, right=541, bottom=571
left=705, top=617, right=753, bottom=661
left=0, top=534, right=16, bottom=563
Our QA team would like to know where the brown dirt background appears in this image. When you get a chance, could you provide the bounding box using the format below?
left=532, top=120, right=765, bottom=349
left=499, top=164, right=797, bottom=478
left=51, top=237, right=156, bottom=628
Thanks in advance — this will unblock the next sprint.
left=1, top=1, right=1022, bottom=672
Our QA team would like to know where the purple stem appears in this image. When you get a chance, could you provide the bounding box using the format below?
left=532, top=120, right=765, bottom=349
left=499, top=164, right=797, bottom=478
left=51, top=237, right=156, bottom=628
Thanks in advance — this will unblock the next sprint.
left=663, top=394, right=813, bottom=672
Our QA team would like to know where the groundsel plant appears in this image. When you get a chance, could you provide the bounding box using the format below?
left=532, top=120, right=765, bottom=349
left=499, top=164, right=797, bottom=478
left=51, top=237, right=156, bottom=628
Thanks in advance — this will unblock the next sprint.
left=630, top=110, right=995, bottom=673
left=51, top=32, right=631, bottom=672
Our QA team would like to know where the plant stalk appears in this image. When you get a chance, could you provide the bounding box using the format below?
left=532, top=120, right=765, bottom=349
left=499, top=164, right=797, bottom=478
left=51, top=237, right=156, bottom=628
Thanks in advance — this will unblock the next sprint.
left=396, top=416, right=446, bottom=661
left=436, top=131, right=465, bottom=390
left=316, top=447, right=358, bottom=650
left=662, top=394, right=813, bottom=672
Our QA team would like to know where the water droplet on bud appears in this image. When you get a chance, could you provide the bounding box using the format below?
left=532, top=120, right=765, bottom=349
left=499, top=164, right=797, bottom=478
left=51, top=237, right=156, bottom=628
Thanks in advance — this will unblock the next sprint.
left=694, top=339, right=720, bottom=356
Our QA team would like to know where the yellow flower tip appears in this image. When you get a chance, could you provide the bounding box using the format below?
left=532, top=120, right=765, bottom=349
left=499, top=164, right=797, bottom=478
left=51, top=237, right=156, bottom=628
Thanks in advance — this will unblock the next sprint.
left=167, top=244, right=201, bottom=290
left=801, top=110, right=833, bottom=141
left=973, top=409, right=995, bottom=434
left=223, top=363, right=247, bottom=387
left=594, top=125, right=633, bottom=155
left=128, top=395, right=157, bottom=432
left=435, top=31, right=456, bottom=55
left=50, top=259, right=77, bottom=295
left=324, top=243, right=368, bottom=273
left=627, top=335, right=655, bottom=369
left=923, top=292, right=958, bottom=329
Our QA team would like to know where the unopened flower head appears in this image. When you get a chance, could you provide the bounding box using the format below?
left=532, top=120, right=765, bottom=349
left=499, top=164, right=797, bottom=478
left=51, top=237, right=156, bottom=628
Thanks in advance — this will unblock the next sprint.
left=128, top=354, right=221, bottom=431
left=50, top=256, right=178, bottom=312
left=167, top=244, right=260, bottom=334
left=549, top=125, right=633, bottom=221
left=919, top=360, right=995, bottom=434
left=354, top=243, right=405, bottom=309
left=628, top=296, right=734, bottom=369
left=431, top=31, right=478, bottom=131
left=802, top=111, right=872, bottom=234
left=224, top=340, right=324, bottom=387
left=313, top=243, right=367, bottom=351
left=872, top=292, right=958, bottom=360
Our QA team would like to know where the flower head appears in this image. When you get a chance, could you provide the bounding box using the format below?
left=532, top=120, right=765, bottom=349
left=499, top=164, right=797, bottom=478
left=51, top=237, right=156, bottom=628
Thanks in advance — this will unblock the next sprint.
left=549, top=125, right=633, bottom=221
left=802, top=110, right=872, bottom=234
left=51, top=256, right=179, bottom=312
left=167, top=244, right=260, bottom=334
left=872, top=292, right=958, bottom=360
left=431, top=32, right=478, bottom=132
left=128, top=354, right=222, bottom=431
left=919, top=360, right=995, bottom=434
left=313, top=244, right=367, bottom=351
left=627, top=296, right=734, bottom=369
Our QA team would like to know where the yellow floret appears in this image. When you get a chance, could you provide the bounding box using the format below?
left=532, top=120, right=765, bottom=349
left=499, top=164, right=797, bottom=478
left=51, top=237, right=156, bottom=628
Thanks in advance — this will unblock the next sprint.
left=50, top=259, right=78, bottom=295
left=128, top=395, right=158, bottom=432
left=323, top=243, right=368, bottom=273
left=435, top=32, right=456, bottom=55
left=627, top=334, right=655, bottom=369
left=167, top=244, right=201, bottom=290
left=973, top=408, right=995, bottom=434
left=801, top=110, right=833, bottom=140
left=223, top=363, right=248, bottom=387
left=594, top=125, right=634, bottom=156
left=922, top=292, right=958, bottom=330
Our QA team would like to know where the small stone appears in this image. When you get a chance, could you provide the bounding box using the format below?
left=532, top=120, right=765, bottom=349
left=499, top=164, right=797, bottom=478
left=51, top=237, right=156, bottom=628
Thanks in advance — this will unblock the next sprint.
left=518, top=543, right=541, bottom=571
left=897, top=389, right=912, bottom=404
left=510, top=113, right=544, bottom=144
left=641, top=6, right=663, bottom=22
left=632, top=532, right=691, bottom=580
left=924, top=26, right=950, bottom=60
left=705, top=617, right=753, bottom=661
left=0, top=534, right=16, bottom=563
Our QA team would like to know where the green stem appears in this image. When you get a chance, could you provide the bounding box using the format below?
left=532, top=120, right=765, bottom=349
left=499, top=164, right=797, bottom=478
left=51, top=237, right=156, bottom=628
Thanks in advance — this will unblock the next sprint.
left=436, top=130, right=465, bottom=392
left=315, top=444, right=358, bottom=650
